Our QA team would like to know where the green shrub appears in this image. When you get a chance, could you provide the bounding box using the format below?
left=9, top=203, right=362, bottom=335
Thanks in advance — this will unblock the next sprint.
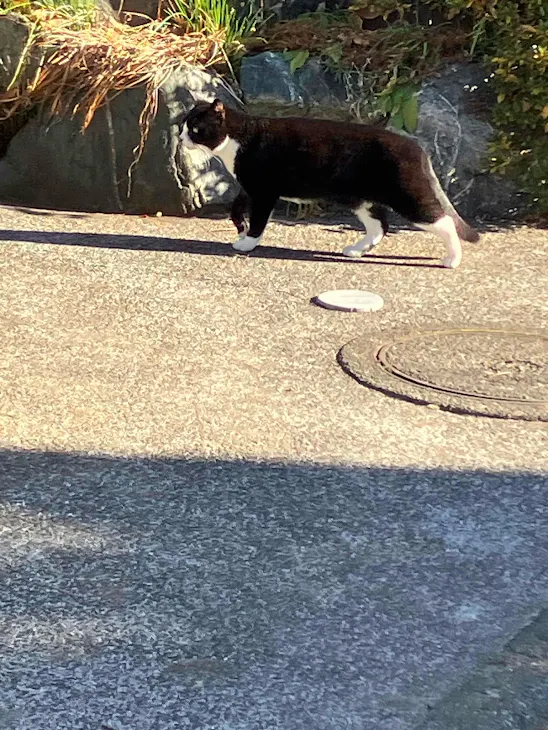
left=427, top=0, right=548, bottom=210
left=487, top=5, right=548, bottom=209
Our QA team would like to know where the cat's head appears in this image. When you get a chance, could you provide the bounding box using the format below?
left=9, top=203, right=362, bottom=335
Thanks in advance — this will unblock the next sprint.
left=181, top=99, right=227, bottom=152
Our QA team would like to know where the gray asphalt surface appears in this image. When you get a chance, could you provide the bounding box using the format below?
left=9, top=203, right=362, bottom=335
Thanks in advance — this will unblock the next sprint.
left=0, top=204, right=547, bottom=730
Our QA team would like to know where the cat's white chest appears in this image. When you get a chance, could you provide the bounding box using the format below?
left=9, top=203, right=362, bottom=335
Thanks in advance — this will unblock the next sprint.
left=212, top=136, right=240, bottom=178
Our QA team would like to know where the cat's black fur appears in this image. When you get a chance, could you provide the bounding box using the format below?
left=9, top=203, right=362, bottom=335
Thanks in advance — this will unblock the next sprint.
left=181, top=99, right=479, bottom=265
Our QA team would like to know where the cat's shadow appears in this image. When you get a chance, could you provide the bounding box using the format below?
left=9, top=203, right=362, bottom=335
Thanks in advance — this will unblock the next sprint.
left=0, top=229, right=441, bottom=267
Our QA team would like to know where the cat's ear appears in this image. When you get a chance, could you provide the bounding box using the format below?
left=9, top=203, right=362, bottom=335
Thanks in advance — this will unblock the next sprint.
left=211, top=98, right=226, bottom=119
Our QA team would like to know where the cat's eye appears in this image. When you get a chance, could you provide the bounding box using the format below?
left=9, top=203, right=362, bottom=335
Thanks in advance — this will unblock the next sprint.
left=192, top=127, right=199, bottom=134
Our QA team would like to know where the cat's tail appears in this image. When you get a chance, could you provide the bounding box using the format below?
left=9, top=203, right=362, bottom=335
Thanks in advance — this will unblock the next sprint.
left=425, top=157, right=481, bottom=243
left=454, top=217, right=481, bottom=242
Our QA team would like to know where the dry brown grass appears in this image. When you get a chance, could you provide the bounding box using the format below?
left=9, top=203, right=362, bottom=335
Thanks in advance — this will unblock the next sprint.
left=263, top=13, right=468, bottom=88
left=0, top=11, right=227, bottom=137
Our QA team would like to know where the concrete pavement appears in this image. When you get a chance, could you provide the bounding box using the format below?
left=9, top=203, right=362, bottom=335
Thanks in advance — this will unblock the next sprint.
left=0, top=204, right=547, bottom=729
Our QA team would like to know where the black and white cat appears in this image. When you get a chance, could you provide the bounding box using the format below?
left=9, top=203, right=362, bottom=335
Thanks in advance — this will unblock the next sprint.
left=181, top=99, right=479, bottom=268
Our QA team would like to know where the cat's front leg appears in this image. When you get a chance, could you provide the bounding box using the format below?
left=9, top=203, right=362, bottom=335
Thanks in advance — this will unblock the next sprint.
left=230, top=190, right=249, bottom=239
left=233, top=193, right=278, bottom=253
left=343, top=234, right=383, bottom=258
left=343, top=202, right=387, bottom=258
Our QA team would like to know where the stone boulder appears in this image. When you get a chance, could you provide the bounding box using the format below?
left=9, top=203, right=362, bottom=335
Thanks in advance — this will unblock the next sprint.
left=414, top=63, right=526, bottom=219
left=240, top=51, right=348, bottom=118
left=0, top=12, right=240, bottom=215
left=0, top=15, right=43, bottom=157
left=0, top=15, right=41, bottom=93
left=0, top=64, right=240, bottom=215
left=107, top=0, right=160, bottom=26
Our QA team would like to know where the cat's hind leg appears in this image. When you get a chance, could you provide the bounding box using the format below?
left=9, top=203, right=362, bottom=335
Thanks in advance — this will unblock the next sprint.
left=416, top=215, right=462, bottom=269
left=343, top=203, right=388, bottom=258
left=393, top=201, right=463, bottom=269
left=233, top=193, right=278, bottom=252
left=389, top=148, right=477, bottom=268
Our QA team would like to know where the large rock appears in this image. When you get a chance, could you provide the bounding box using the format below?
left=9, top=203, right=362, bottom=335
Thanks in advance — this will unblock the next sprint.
left=240, top=51, right=348, bottom=118
left=0, top=64, right=240, bottom=214
left=106, top=0, right=160, bottom=26
left=414, top=63, right=527, bottom=219
left=0, top=15, right=43, bottom=160
left=0, top=14, right=40, bottom=93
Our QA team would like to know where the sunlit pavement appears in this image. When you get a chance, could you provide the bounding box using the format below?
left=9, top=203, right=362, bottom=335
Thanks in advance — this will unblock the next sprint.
left=1, top=204, right=547, bottom=729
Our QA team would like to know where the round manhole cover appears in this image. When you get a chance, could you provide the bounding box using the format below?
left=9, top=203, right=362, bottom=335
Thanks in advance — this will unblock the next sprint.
left=339, top=328, right=548, bottom=420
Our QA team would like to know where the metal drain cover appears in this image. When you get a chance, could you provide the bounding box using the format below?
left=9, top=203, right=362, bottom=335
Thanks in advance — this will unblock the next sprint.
left=339, top=328, right=548, bottom=420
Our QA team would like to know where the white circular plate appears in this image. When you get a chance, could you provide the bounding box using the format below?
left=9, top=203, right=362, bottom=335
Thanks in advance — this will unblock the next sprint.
left=315, top=289, right=384, bottom=313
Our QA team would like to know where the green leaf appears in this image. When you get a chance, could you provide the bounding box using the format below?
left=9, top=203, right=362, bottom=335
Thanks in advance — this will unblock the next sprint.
left=323, top=42, right=343, bottom=66
left=402, top=94, right=419, bottom=133
left=390, top=110, right=404, bottom=130
left=283, top=49, right=310, bottom=74
left=391, top=86, right=407, bottom=107
left=382, top=95, right=393, bottom=114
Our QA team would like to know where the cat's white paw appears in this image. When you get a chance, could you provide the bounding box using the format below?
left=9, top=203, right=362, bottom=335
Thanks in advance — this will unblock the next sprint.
left=343, top=244, right=366, bottom=258
left=233, top=235, right=260, bottom=252
left=343, top=235, right=379, bottom=258
left=441, top=255, right=461, bottom=269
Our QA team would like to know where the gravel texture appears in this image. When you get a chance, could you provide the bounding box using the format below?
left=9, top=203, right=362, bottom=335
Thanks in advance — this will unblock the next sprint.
left=1, top=453, right=547, bottom=730
left=0, top=205, right=547, bottom=729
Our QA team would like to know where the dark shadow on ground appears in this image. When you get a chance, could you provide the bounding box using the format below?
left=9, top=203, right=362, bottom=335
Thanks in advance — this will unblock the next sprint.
left=1, top=449, right=547, bottom=730
left=7, top=202, right=542, bottom=231
left=9, top=207, right=91, bottom=220
left=0, top=228, right=442, bottom=267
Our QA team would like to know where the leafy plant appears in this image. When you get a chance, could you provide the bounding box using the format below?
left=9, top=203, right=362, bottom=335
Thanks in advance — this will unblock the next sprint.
left=0, top=0, right=97, bottom=26
left=323, top=41, right=343, bottom=66
left=167, top=0, right=262, bottom=58
left=377, top=81, right=419, bottom=131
